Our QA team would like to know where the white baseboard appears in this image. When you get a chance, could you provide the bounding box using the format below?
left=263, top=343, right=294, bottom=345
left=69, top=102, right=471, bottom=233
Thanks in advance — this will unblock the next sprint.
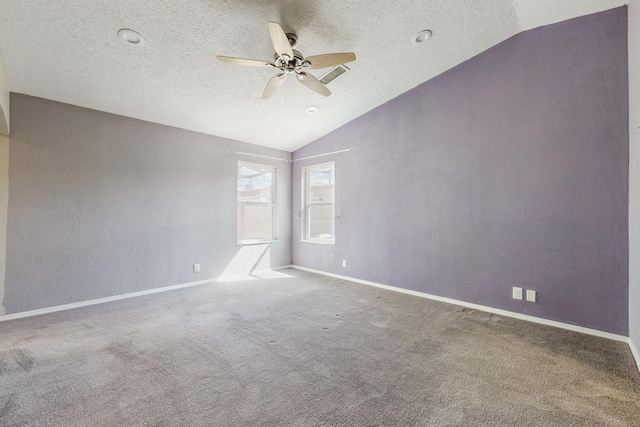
left=4, top=263, right=637, bottom=374
left=0, top=265, right=292, bottom=323
left=629, top=338, right=640, bottom=373
left=291, top=265, right=629, bottom=343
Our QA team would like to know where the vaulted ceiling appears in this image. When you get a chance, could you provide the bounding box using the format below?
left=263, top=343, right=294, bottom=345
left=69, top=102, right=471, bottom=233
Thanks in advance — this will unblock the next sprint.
left=0, top=0, right=626, bottom=151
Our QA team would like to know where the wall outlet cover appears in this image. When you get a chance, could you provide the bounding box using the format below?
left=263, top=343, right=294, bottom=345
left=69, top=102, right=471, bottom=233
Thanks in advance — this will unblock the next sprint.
left=526, top=289, right=537, bottom=302
left=193, top=263, right=201, bottom=273
left=512, top=287, right=523, bottom=300
left=342, top=260, right=347, bottom=268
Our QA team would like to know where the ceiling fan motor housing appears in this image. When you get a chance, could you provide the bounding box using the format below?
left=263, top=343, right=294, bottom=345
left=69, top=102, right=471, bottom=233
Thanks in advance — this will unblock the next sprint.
left=274, top=50, right=309, bottom=74
left=216, top=22, right=354, bottom=98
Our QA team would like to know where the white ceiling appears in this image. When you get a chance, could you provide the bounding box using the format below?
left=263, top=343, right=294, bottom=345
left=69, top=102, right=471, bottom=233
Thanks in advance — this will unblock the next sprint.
left=0, top=0, right=627, bottom=152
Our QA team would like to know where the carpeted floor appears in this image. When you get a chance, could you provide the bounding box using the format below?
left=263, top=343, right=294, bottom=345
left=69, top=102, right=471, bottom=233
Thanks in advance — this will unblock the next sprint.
left=0, top=268, right=639, bottom=426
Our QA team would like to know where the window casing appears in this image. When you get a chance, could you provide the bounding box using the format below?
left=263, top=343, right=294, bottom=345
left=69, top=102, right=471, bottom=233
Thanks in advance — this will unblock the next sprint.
left=237, top=162, right=277, bottom=244
left=303, top=162, right=335, bottom=244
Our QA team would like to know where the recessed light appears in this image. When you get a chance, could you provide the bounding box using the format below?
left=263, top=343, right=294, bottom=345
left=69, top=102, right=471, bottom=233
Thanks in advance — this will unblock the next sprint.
left=306, top=106, right=319, bottom=113
left=412, top=29, right=432, bottom=45
left=118, top=29, right=145, bottom=46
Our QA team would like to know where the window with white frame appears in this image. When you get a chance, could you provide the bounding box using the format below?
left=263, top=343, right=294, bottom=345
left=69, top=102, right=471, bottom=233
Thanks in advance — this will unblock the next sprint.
left=304, top=162, right=335, bottom=244
left=237, top=162, right=276, bottom=244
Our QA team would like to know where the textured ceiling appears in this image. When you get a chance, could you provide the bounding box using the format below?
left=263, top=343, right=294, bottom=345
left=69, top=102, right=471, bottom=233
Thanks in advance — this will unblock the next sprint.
left=0, top=0, right=627, bottom=151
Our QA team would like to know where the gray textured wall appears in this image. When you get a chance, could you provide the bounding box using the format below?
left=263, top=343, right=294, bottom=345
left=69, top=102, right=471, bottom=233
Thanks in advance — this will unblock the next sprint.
left=292, top=8, right=629, bottom=335
left=0, top=52, right=8, bottom=134
left=0, top=135, right=8, bottom=315
left=629, top=1, right=640, bottom=354
left=3, top=94, right=291, bottom=314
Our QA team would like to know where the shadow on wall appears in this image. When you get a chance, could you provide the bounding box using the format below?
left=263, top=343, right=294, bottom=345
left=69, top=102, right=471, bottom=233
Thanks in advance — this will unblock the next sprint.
left=0, top=52, right=9, bottom=135
left=0, top=136, right=8, bottom=315
left=218, top=244, right=293, bottom=282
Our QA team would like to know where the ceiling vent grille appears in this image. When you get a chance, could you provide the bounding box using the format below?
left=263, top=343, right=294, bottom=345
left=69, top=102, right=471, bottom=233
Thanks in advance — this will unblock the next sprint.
left=319, top=64, right=350, bottom=85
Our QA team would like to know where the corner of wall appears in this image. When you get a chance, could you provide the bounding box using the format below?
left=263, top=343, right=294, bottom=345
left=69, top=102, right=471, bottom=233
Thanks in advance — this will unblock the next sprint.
left=0, top=51, right=9, bottom=135
left=628, top=338, right=640, bottom=375
left=0, top=134, right=8, bottom=315
left=629, top=0, right=640, bottom=370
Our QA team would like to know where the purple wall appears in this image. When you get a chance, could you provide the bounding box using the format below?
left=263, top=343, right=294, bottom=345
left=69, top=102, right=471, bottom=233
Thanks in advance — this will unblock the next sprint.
left=292, top=8, right=629, bottom=335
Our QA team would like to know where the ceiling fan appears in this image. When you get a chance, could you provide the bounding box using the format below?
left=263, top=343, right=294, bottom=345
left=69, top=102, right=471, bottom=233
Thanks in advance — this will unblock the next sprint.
left=217, top=22, right=356, bottom=99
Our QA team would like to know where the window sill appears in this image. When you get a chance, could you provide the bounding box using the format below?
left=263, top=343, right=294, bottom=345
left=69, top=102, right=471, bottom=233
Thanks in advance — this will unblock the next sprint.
left=300, top=239, right=335, bottom=246
left=237, top=240, right=279, bottom=246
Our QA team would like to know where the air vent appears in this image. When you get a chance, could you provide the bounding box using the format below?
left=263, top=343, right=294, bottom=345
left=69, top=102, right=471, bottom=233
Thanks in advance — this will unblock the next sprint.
left=319, top=64, right=350, bottom=85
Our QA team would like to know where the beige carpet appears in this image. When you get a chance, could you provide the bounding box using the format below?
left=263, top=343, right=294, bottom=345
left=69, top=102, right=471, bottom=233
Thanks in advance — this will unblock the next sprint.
left=1, top=268, right=639, bottom=426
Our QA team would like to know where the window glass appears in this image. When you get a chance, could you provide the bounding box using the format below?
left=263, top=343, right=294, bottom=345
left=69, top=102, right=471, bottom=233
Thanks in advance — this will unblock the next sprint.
left=304, top=162, right=335, bottom=244
left=237, top=205, right=274, bottom=242
left=308, top=167, right=335, bottom=203
left=308, top=204, right=335, bottom=240
left=238, top=165, right=273, bottom=203
left=237, top=162, right=276, bottom=243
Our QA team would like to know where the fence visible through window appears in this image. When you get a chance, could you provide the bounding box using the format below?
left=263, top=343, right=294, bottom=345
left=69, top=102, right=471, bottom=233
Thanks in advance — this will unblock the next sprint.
left=237, top=162, right=276, bottom=244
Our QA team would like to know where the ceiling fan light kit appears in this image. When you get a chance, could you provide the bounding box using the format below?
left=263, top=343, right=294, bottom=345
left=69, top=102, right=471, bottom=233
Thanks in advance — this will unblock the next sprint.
left=217, top=21, right=356, bottom=99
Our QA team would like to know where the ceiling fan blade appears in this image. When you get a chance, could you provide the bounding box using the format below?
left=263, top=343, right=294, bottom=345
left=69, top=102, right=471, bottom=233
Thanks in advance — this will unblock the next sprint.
left=262, top=73, right=286, bottom=99
left=297, top=72, right=331, bottom=97
left=305, top=53, right=356, bottom=69
left=268, top=22, right=294, bottom=58
left=216, top=56, right=273, bottom=67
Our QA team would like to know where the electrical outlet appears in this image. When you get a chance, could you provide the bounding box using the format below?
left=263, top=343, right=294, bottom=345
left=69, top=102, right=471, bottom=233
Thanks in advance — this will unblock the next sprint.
left=342, top=260, right=347, bottom=268
left=512, top=287, right=523, bottom=300
left=526, top=289, right=537, bottom=303
left=193, top=263, right=200, bottom=273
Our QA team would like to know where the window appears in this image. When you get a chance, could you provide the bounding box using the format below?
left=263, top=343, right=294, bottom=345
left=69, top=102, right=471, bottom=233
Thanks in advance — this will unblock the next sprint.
left=237, top=162, right=276, bottom=244
left=304, top=162, right=335, bottom=244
